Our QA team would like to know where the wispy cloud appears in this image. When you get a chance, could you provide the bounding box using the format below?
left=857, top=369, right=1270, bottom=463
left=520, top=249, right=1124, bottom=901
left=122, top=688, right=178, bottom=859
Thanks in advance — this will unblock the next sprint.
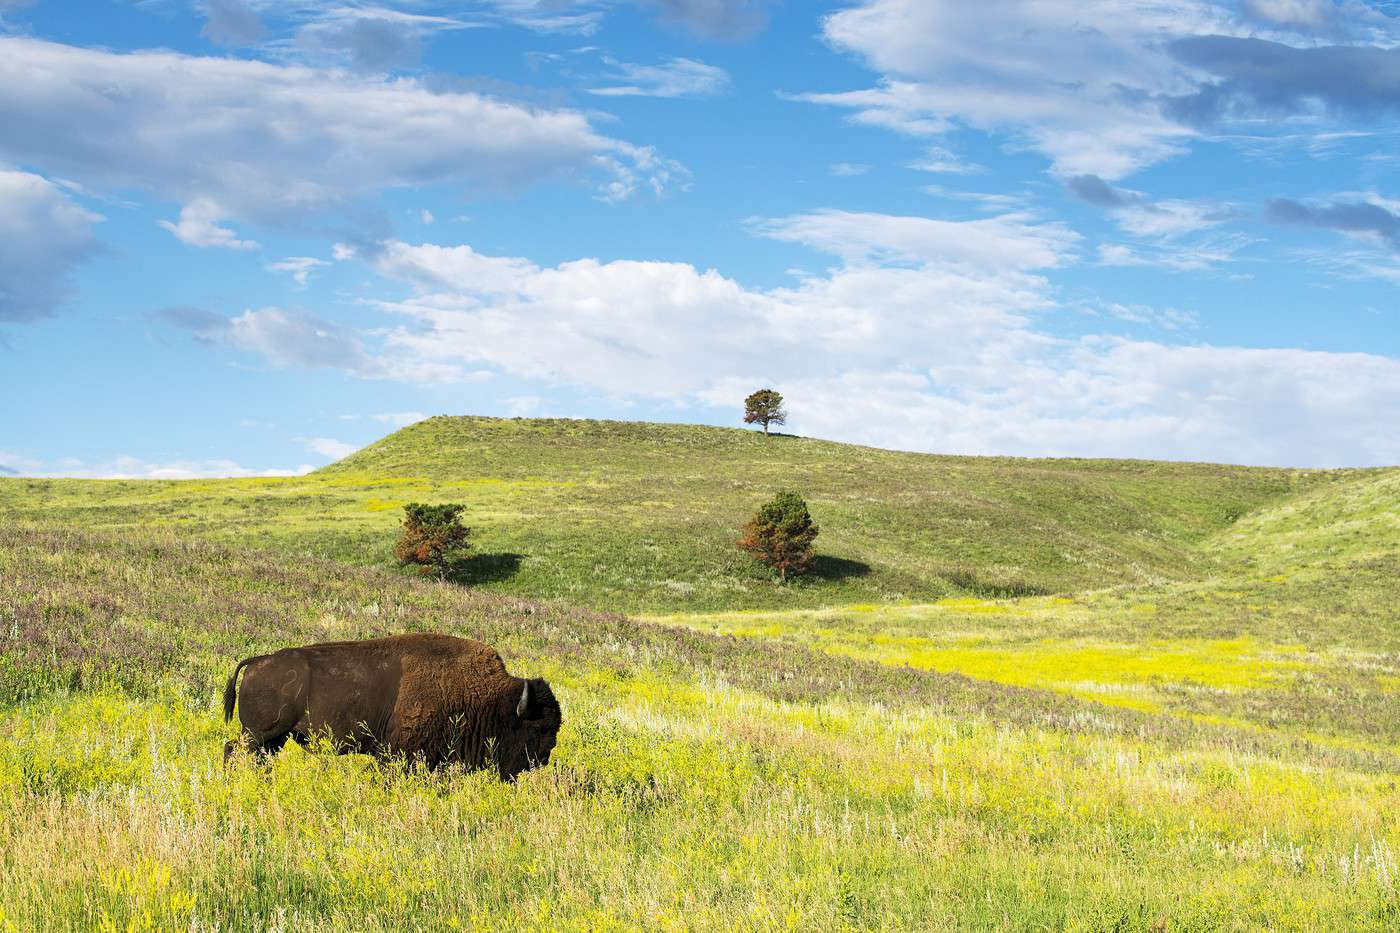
left=589, top=56, right=730, bottom=98
left=0, top=36, right=677, bottom=250
left=267, top=256, right=329, bottom=286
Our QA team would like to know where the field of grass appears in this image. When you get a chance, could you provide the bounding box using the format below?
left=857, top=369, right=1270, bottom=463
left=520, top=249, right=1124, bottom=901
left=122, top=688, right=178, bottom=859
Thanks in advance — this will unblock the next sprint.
left=0, top=416, right=1343, bottom=612
left=1, top=417, right=1397, bottom=929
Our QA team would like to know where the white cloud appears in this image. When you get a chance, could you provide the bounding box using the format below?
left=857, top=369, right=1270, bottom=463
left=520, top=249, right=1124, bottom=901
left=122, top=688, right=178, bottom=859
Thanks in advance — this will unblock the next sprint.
left=777, top=341, right=1400, bottom=467
left=336, top=208, right=1397, bottom=466
left=1064, top=174, right=1230, bottom=239
left=479, top=0, right=606, bottom=33
left=907, top=145, right=982, bottom=175
left=267, top=256, right=329, bottom=286
left=154, top=306, right=383, bottom=374
left=807, top=0, right=1233, bottom=179
left=303, top=437, right=358, bottom=460
left=420, top=209, right=435, bottom=225
left=1096, top=235, right=1251, bottom=271
left=0, top=450, right=41, bottom=474
left=10, top=454, right=314, bottom=479
left=589, top=56, right=731, bottom=98
left=751, top=210, right=1078, bottom=270
left=505, top=395, right=545, bottom=416
left=292, top=6, right=477, bottom=71
left=370, top=411, right=428, bottom=427
left=1115, top=198, right=1227, bottom=238
left=0, top=168, right=102, bottom=322
left=828, top=162, right=870, bottom=177
left=1093, top=301, right=1199, bottom=331
left=158, top=198, right=260, bottom=249
left=0, top=37, right=675, bottom=244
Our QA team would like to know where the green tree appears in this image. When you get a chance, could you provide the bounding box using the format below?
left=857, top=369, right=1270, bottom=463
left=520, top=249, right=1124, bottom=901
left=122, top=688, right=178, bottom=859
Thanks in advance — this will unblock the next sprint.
left=743, top=388, right=786, bottom=436
left=395, top=503, right=472, bottom=580
left=738, top=491, right=819, bottom=582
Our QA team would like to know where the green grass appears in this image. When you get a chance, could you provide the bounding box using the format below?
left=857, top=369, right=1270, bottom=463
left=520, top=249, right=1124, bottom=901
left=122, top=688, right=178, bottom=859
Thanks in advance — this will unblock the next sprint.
left=1, top=417, right=1397, bottom=929
left=0, top=416, right=1348, bottom=613
left=2, top=523, right=1399, bottom=930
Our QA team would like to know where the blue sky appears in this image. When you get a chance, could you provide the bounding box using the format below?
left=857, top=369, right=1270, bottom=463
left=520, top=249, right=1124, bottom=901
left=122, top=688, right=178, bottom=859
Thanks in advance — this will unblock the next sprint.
left=1, top=0, right=1398, bottom=475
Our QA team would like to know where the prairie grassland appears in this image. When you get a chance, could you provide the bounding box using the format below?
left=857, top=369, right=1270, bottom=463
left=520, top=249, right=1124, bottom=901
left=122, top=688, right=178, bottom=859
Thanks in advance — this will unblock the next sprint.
left=1, top=419, right=1397, bottom=929
left=0, top=416, right=1343, bottom=612
left=650, top=463, right=1400, bottom=755
left=1, top=522, right=1399, bottom=930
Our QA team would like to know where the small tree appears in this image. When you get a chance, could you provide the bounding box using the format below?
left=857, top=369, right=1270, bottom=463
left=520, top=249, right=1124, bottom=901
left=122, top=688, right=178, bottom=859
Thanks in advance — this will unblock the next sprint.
left=738, top=491, right=819, bottom=582
left=743, top=388, right=786, bottom=436
left=395, top=503, right=472, bottom=580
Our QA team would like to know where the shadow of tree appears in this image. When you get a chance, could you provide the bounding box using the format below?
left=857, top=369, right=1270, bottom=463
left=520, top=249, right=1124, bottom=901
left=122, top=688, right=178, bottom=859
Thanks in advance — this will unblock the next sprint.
left=449, top=553, right=525, bottom=585
left=808, top=555, right=871, bottom=581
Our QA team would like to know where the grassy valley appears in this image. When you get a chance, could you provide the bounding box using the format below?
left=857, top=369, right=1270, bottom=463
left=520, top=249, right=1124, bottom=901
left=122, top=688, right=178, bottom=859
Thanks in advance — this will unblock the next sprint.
left=1, top=417, right=1397, bottom=929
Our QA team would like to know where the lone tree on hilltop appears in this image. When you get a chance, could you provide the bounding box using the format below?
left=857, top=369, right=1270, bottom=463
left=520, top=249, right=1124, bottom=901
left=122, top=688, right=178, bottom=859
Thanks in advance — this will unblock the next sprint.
left=743, top=388, right=786, bottom=436
left=395, top=503, right=472, bottom=580
left=738, top=491, right=819, bottom=582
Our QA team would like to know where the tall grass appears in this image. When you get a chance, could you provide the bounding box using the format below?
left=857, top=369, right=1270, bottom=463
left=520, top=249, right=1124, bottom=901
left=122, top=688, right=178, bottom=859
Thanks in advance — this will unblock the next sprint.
left=2, top=521, right=1399, bottom=929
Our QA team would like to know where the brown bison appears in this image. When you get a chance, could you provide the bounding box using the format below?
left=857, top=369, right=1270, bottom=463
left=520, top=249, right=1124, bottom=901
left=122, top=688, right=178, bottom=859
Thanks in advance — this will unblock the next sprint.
left=222, top=633, right=560, bottom=780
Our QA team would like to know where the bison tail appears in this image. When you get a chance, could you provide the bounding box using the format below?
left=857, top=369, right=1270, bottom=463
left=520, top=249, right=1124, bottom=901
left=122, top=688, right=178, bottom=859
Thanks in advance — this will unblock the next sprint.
left=222, top=655, right=260, bottom=723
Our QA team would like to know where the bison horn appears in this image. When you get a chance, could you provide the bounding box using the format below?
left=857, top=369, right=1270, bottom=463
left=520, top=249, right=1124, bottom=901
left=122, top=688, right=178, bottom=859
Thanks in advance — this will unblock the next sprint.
left=516, top=680, right=531, bottom=719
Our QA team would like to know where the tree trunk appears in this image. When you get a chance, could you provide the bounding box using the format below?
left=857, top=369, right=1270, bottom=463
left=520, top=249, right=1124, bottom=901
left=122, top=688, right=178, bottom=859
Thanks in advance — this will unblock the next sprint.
left=763, top=421, right=769, bottom=436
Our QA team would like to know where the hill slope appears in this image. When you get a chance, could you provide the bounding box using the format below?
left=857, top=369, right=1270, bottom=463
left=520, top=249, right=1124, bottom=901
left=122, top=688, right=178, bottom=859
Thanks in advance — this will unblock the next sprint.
left=0, top=416, right=1335, bottom=611
left=2, top=520, right=1397, bottom=929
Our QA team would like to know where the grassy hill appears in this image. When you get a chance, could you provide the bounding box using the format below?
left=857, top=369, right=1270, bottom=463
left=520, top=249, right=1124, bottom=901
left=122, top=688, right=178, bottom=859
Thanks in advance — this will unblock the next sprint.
left=1, top=417, right=1398, bottom=928
left=2, top=521, right=1398, bottom=929
left=0, top=416, right=1344, bottom=611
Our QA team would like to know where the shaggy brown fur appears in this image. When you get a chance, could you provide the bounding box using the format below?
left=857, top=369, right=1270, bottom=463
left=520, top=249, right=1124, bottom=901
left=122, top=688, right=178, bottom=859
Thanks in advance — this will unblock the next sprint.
left=222, top=633, right=560, bottom=780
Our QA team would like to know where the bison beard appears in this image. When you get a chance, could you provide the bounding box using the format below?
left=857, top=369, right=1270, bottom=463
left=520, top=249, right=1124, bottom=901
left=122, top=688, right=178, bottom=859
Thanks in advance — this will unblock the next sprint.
left=222, top=633, right=560, bottom=781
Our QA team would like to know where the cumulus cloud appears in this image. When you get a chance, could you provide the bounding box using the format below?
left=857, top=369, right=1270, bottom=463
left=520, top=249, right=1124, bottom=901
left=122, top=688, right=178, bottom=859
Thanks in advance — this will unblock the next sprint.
left=0, top=37, right=674, bottom=245
left=777, top=341, right=1400, bottom=467
left=0, top=169, right=102, bottom=323
left=158, top=198, right=259, bottom=250
left=589, top=56, right=731, bottom=98
left=326, top=207, right=1400, bottom=466
left=356, top=212, right=1067, bottom=399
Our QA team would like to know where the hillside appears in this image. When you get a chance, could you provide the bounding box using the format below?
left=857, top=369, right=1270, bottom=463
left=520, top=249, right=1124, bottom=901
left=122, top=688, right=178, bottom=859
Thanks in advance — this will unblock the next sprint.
left=0, top=416, right=1341, bottom=612
left=2, top=520, right=1398, bottom=929
left=2, top=419, right=1398, bottom=928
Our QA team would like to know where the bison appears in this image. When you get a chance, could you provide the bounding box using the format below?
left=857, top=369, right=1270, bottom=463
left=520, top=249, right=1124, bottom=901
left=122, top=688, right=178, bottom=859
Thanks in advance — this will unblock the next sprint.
left=222, top=633, right=560, bottom=780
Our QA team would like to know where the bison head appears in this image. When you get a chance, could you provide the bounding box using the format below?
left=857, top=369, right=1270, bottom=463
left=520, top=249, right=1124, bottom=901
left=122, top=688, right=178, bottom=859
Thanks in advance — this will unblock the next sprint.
left=496, top=677, right=561, bottom=781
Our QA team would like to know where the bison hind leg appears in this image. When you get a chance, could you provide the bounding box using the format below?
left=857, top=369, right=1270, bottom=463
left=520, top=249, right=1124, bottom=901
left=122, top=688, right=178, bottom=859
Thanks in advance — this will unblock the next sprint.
left=224, top=729, right=292, bottom=768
